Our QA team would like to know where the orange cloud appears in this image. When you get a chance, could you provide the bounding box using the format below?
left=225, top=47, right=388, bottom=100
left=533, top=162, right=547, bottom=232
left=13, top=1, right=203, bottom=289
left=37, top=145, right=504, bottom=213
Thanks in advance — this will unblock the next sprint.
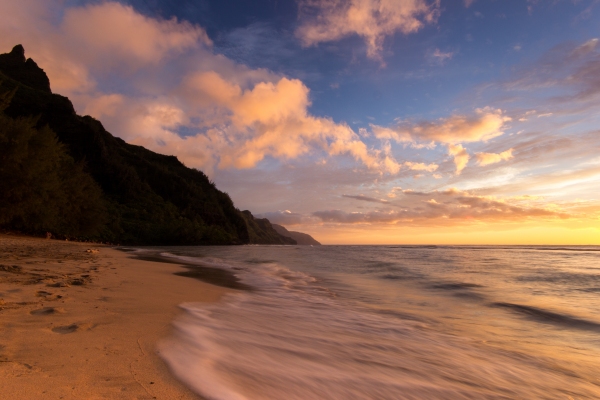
left=81, top=94, right=124, bottom=119
left=312, top=189, right=570, bottom=226
left=296, top=0, right=438, bottom=61
left=0, top=1, right=209, bottom=92
left=0, top=0, right=94, bottom=93
left=372, top=107, right=510, bottom=144
left=89, top=74, right=402, bottom=175
left=475, top=148, right=514, bottom=166
left=178, top=71, right=393, bottom=171
left=403, top=161, right=438, bottom=172
left=61, top=2, right=210, bottom=70
left=447, top=144, right=470, bottom=174
left=0, top=0, right=410, bottom=174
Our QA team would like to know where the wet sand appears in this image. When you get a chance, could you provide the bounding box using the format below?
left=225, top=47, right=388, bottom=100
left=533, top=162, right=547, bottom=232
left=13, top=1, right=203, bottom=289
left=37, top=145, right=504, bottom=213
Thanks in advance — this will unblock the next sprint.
left=0, top=233, right=229, bottom=399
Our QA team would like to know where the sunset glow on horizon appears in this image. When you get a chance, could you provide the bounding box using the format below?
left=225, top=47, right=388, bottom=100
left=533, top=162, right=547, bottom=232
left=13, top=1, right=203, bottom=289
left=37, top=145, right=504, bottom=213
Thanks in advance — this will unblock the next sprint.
left=2, top=0, right=599, bottom=244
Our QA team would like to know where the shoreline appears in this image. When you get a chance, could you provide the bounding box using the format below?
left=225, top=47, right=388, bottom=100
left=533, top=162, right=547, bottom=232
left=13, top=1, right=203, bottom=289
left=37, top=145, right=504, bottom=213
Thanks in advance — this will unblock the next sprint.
left=0, top=233, right=230, bottom=399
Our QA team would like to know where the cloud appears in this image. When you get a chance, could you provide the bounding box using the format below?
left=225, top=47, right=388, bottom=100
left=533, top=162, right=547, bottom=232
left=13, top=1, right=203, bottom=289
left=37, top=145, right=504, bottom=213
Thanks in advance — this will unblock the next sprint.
left=342, top=194, right=390, bottom=204
left=503, top=37, right=600, bottom=103
left=403, top=161, right=438, bottom=172
left=571, top=38, right=598, bottom=58
left=314, top=209, right=403, bottom=224
left=296, top=0, right=439, bottom=61
left=313, top=189, right=569, bottom=225
left=475, top=148, right=514, bottom=166
left=431, top=48, right=453, bottom=64
left=0, top=0, right=405, bottom=175
left=257, top=210, right=309, bottom=225
left=217, top=22, right=295, bottom=69
left=176, top=73, right=338, bottom=169
left=386, top=187, right=401, bottom=198
left=60, top=2, right=211, bottom=70
left=464, top=0, right=476, bottom=7
left=372, top=107, right=510, bottom=145
left=0, top=1, right=211, bottom=93
left=448, top=144, right=470, bottom=174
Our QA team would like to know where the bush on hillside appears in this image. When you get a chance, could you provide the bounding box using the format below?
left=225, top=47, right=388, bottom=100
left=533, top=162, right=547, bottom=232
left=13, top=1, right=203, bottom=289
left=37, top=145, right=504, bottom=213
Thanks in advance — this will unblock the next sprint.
left=0, top=88, right=106, bottom=237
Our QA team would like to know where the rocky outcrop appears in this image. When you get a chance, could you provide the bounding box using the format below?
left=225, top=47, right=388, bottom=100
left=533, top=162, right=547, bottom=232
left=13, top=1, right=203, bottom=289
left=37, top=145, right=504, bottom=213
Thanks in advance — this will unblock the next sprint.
left=272, top=224, right=321, bottom=245
left=242, top=212, right=297, bottom=245
left=0, top=45, right=51, bottom=93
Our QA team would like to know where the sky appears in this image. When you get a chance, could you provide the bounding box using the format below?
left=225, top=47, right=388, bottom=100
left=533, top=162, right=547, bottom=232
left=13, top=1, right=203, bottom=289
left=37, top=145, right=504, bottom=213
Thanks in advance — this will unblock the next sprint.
left=1, top=0, right=599, bottom=244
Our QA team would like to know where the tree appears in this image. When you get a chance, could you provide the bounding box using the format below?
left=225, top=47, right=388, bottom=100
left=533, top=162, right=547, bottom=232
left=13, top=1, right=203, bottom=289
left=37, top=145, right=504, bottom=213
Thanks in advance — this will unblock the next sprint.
left=0, top=88, right=106, bottom=237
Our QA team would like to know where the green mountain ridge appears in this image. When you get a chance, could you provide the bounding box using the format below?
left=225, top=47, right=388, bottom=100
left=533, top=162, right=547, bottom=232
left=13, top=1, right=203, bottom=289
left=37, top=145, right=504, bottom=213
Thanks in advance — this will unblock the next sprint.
left=0, top=44, right=310, bottom=245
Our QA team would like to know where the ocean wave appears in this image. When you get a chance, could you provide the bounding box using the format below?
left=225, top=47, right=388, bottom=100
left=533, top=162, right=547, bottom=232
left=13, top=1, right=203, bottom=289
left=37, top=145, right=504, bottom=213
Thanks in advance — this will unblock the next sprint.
left=145, top=245, right=600, bottom=399
left=490, top=302, right=600, bottom=332
left=430, top=282, right=484, bottom=290
left=162, top=292, right=599, bottom=399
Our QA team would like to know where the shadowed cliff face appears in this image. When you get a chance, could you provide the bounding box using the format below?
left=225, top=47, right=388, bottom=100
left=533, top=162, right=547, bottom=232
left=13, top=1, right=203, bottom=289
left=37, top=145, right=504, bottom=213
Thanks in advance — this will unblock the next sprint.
left=0, top=45, right=51, bottom=93
left=0, top=44, right=295, bottom=245
left=272, top=224, right=321, bottom=245
left=241, top=211, right=297, bottom=245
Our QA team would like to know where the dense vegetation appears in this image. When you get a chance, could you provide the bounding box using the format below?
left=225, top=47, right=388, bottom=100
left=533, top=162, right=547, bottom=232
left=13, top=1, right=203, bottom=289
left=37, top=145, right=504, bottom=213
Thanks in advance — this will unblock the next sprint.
left=0, top=89, right=106, bottom=237
left=0, top=45, right=296, bottom=245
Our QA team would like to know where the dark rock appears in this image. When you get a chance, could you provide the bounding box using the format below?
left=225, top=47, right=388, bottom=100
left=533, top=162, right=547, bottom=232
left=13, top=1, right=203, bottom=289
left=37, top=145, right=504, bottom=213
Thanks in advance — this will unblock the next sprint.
left=0, top=45, right=51, bottom=93
left=0, top=265, right=23, bottom=273
left=47, top=282, right=70, bottom=288
left=272, top=224, right=321, bottom=245
left=52, top=324, right=79, bottom=334
left=241, top=211, right=296, bottom=245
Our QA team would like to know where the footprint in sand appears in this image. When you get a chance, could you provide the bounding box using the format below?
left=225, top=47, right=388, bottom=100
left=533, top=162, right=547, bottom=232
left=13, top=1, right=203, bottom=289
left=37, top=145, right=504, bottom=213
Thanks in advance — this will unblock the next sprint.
left=51, top=323, right=93, bottom=334
left=0, top=265, right=22, bottom=274
left=30, top=307, right=64, bottom=315
left=35, top=291, right=63, bottom=301
left=52, top=324, right=79, bottom=334
left=47, top=281, right=70, bottom=288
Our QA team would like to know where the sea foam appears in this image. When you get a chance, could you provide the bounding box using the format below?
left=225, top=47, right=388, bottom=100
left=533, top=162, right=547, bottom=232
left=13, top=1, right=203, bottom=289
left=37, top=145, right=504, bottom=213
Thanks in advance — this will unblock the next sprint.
left=156, top=246, right=600, bottom=399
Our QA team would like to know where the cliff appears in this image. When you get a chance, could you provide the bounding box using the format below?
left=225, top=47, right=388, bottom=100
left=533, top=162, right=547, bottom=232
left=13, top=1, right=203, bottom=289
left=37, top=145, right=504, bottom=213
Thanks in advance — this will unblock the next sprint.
left=0, top=44, right=295, bottom=245
left=272, top=224, right=321, bottom=245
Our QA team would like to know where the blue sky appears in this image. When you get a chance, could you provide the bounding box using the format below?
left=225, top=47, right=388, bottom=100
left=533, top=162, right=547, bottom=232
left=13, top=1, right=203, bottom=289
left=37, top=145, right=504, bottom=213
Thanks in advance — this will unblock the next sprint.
left=2, top=0, right=600, bottom=243
left=122, top=0, right=599, bottom=124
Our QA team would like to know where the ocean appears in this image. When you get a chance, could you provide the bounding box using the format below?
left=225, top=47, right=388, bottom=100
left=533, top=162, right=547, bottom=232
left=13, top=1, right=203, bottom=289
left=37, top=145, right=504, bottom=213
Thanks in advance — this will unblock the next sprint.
left=131, top=245, right=600, bottom=399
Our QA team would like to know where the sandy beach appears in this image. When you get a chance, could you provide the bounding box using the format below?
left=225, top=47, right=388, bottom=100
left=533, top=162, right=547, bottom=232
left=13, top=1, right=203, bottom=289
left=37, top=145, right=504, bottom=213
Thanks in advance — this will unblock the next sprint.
left=0, top=233, right=229, bottom=399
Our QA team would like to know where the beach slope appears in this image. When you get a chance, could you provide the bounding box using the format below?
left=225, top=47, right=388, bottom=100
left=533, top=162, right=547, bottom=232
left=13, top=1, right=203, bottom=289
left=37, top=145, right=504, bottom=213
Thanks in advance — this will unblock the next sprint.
left=0, top=234, right=227, bottom=399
